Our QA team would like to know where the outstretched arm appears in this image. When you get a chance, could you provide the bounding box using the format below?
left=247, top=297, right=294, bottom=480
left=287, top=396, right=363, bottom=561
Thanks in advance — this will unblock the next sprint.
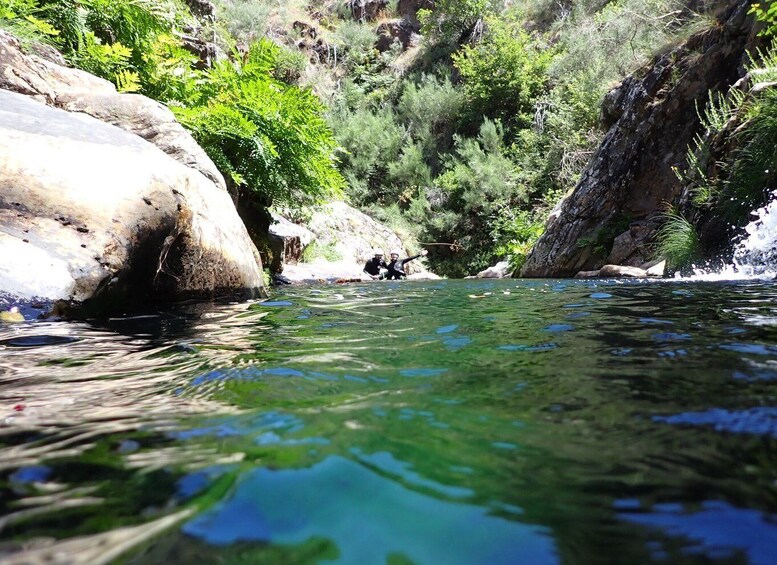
left=400, top=249, right=428, bottom=266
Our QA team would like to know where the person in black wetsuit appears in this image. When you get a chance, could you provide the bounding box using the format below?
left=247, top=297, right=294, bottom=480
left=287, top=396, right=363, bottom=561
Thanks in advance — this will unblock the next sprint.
left=385, top=248, right=428, bottom=280
left=363, top=249, right=388, bottom=280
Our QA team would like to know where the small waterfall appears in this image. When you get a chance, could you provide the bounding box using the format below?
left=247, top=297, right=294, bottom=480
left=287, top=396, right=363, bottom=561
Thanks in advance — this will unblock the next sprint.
left=691, top=191, right=777, bottom=280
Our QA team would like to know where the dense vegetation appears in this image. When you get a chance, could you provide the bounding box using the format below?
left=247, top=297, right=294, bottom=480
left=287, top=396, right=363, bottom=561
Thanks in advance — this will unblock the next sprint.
left=0, top=0, right=343, bottom=210
left=321, top=0, right=711, bottom=276
left=656, top=4, right=777, bottom=271
left=1, top=0, right=744, bottom=276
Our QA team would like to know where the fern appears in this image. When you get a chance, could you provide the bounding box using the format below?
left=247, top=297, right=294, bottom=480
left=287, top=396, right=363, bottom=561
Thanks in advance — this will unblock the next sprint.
left=174, top=39, right=344, bottom=209
left=115, top=68, right=141, bottom=92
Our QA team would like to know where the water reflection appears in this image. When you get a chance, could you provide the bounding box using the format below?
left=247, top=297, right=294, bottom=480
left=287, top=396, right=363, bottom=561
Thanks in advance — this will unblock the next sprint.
left=183, top=456, right=557, bottom=565
left=1, top=279, right=777, bottom=563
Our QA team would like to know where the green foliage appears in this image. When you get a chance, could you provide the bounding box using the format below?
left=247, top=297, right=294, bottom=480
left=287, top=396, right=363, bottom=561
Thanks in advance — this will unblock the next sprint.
left=212, top=0, right=272, bottom=43
left=423, top=119, right=524, bottom=277
left=675, top=46, right=777, bottom=233
left=720, top=86, right=777, bottom=223
left=453, top=16, right=555, bottom=128
left=0, top=0, right=60, bottom=44
left=329, top=102, right=404, bottom=206
left=175, top=39, right=345, bottom=208
left=395, top=73, right=465, bottom=164
left=674, top=87, right=747, bottom=210
left=750, top=2, right=777, bottom=37
left=1, top=0, right=200, bottom=97
left=419, top=0, right=492, bottom=45
left=656, top=207, right=701, bottom=271
left=548, top=0, right=694, bottom=86
left=697, top=89, right=746, bottom=134
left=301, top=241, right=342, bottom=262
left=492, top=208, right=545, bottom=272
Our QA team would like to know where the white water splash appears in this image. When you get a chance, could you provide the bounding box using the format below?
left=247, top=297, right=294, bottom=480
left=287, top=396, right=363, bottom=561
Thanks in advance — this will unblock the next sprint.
left=688, top=191, right=777, bottom=281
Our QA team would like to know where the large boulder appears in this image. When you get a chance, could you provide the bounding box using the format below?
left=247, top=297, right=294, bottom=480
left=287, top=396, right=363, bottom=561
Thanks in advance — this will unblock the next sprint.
left=475, top=261, right=512, bottom=279
left=0, top=31, right=264, bottom=310
left=375, top=19, right=420, bottom=52
left=0, top=31, right=225, bottom=191
left=0, top=90, right=264, bottom=309
left=521, top=1, right=760, bottom=277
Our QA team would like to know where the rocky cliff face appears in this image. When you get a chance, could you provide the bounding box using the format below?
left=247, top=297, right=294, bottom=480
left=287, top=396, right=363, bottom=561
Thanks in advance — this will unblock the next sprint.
left=521, top=0, right=760, bottom=278
left=0, top=32, right=265, bottom=311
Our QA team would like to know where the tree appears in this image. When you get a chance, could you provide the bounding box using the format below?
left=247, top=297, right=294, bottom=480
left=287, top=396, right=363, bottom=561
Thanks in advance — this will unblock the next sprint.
left=418, top=0, right=491, bottom=45
left=453, top=16, right=555, bottom=129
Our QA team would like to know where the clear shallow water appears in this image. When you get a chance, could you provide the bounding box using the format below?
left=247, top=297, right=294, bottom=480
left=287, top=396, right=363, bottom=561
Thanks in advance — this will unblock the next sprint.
left=1, top=279, right=777, bottom=564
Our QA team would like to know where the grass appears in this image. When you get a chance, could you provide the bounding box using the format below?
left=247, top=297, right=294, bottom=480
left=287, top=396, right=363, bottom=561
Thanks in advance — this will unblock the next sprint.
left=655, top=207, right=701, bottom=271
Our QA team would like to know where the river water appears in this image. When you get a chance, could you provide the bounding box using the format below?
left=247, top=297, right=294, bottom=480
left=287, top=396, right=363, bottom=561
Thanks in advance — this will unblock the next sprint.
left=1, top=278, right=777, bottom=564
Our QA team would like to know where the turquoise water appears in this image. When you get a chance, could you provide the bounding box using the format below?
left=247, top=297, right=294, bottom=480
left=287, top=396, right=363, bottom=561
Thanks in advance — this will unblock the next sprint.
left=1, top=279, right=777, bottom=563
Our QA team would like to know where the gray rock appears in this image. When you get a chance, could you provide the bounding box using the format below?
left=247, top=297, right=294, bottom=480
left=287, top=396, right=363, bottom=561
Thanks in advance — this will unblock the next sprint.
left=574, top=270, right=602, bottom=279
left=606, top=223, right=650, bottom=266
left=56, top=92, right=227, bottom=192
left=346, top=0, right=389, bottom=21
left=521, top=1, right=759, bottom=277
left=0, top=31, right=226, bottom=192
left=476, top=261, right=512, bottom=279
left=0, top=31, right=114, bottom=104
left=0, top=90, right=264, bottom=307
left=271, top=201, right=434, bottom=282
left=397, top=0, right=434, bottom=24
left=599, top=265, right=649, bottom=278
left=268, top=213, right=316, bottom=271
left=375, top=19, right=419, bottom=51
left=184, top=0, right=216, bottom=19
left=644, top=259, right=666, bottom=277
left=304, top=201, right=429, bottom=276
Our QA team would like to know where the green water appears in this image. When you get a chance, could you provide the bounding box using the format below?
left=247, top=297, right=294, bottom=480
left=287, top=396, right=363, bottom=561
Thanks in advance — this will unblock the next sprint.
left=1, top=279, right=777, bottom=564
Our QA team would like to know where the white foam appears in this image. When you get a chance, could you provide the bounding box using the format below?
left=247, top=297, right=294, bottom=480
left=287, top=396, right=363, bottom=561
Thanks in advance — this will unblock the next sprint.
left=685, top=191, right=777, bottom=281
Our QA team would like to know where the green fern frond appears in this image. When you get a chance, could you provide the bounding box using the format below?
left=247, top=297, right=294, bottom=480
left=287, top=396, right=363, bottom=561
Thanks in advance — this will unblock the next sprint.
left=115, top=69, right=140, bottom=92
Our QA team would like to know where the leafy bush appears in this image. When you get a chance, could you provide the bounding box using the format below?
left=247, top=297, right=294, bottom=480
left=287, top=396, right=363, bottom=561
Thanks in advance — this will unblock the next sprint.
left=395, top=73, right=465, bottom=163
left=212, top=0, right=272, bottom=43
left=418, top=0, right=491, bottom=46
left=174, top=39, right=344, bottom=207
left=301, top=241, right=342, bottom=262
left=0, top=0, right=60, bottom=44
left=676, top=47, right=777, bottom=230
left=750, top=2, right=777, bottom=37
left=719, top=86, right=777, bottom=223
left=329, top=101, right=404, bottom=205
left=492, top=208, right=545, bottom=272
left=0, top=0, right=200, bottom=97
left=421, top=119, right=524, bottom=276
left=453, top=16, right=555, bottom=129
